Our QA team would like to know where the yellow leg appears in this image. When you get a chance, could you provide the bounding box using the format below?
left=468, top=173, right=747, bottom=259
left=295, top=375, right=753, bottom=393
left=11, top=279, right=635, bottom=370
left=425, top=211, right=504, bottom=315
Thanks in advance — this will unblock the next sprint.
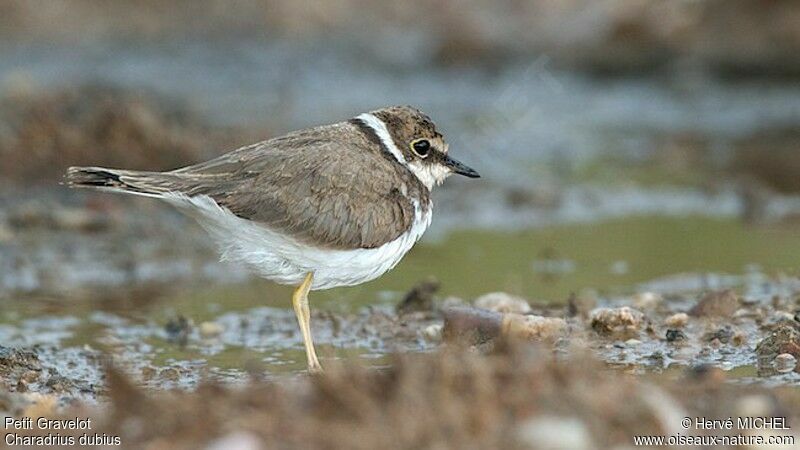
left=292, top=272, right=322, bottom=373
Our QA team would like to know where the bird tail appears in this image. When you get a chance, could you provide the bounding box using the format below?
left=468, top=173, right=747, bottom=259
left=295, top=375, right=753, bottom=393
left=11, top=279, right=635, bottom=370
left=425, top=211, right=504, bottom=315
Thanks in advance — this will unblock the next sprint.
left=65, top=166, right=178, bottom=198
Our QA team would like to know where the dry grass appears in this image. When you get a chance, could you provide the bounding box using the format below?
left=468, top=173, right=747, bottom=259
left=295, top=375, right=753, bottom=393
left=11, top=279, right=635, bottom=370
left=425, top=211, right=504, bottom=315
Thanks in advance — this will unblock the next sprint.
left=27, top=343, right=799, bottom=449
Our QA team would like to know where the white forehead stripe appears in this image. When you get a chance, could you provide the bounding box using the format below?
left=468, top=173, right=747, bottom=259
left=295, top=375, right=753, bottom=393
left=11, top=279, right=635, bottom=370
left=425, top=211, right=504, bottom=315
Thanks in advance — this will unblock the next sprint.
left=356, top=113, right=407, bottom=166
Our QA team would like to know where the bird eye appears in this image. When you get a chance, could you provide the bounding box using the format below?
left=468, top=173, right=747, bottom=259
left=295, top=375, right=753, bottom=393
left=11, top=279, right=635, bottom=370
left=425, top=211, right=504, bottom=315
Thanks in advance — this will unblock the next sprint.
left=411, top=139, right=430, bottom=158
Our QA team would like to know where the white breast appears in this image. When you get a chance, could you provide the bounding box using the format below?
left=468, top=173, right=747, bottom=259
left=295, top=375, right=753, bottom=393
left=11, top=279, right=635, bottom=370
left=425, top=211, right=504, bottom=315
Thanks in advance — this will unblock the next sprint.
left=164, top=193, right=432, bottom=290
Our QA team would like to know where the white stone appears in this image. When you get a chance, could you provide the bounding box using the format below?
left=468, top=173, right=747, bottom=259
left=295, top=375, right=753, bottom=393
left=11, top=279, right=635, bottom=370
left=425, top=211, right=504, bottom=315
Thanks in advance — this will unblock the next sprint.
left=633, top=292, right=662, bottom=309
left=515, top=416, right=594, bottom=450
left=503, top=314, right=567, bottom=341
left=423, top=323, right=443, bottom=341
left=474, top=292, right=531, bottom=314
left=205, top=431, right=263, bottom=450
left=664, top=313, right=689, bottom=328
left=773, top=353, right=797, bottom=373
left=199, top=321, right=224, bottom=339
left=590, top=307, right=644, bottom=334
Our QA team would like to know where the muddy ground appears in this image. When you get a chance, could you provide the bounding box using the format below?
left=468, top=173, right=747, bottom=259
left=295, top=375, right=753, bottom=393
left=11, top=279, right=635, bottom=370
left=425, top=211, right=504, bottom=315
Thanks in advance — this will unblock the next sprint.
left=3, top=271, right=800, bottom=396
left=1, top=330, right=799, bottom=449
left=2, top=251, right=800, bottom=448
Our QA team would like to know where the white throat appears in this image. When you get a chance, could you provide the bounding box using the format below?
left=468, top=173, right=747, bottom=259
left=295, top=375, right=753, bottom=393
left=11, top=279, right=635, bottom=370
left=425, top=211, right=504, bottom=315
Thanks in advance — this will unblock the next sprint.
left=407, top=160, right=451, bottom=190
left=356, top=112, right=450, bottom=190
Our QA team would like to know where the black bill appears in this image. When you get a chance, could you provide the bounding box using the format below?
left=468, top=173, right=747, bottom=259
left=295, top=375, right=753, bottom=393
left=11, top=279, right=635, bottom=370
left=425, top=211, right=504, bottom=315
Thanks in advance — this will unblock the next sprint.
left=444, top=155, right=480, bottom=178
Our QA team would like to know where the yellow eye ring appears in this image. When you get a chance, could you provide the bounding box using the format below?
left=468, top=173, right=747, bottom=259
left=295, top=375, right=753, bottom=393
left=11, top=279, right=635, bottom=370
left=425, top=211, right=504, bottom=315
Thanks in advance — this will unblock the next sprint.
left=410, top=139, right=431, bottom=158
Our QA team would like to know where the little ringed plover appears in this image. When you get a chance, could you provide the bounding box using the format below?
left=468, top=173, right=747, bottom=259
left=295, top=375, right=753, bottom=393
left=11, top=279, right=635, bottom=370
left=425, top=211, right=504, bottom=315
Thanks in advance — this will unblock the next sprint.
left=66, top=105, right=480, bottom=372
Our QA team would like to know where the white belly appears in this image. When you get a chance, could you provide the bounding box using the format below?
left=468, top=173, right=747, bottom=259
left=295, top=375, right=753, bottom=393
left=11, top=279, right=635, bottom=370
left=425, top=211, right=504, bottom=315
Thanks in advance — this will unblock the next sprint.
left=165, top=193, right=432, bottom=290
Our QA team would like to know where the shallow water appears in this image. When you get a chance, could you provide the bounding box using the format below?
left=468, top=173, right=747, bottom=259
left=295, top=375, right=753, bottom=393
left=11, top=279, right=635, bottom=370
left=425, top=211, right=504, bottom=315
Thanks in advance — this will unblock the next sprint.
left=2, top=214, right=800, bottom=394
left=7, top=215, right=800, bottom=313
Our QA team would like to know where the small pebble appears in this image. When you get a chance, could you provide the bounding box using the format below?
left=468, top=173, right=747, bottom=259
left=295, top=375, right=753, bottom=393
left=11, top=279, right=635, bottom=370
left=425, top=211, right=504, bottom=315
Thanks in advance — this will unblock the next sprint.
left=503, top=314, right=567, bottom=341
left=664, top=312, right=689, bottom=328
left=205, top=431, right=264, bottom=450
left=648, top=350, right=666, bottom=366
left=773, top=353, right=797, bottom=373
left=633, top=292, right=662, bottom=310
left=21, top=370, right=40, bottom=384
left=690, top=289, right=739, bottom=318
left=704, top=326, right=734, bottom=344
left=165, top=316, right=191, bottom=346
left=160, top=367, right=181, bottom=381
left=423, top=323, right=443, bottom=341
left=474, top=292, right=531, bottom=314
left=666, top=329, right=687, bottom=342
left=199, top=321, right=224, bottom=339
left=590, top=307, right=644, bottom=335
left=515, top=416, right=593, bottom=450
left=396, top=278, right=439, bottom=314
left=442, top=307, right=503, bottom=344
left=754, top=326, right=800, bottom=376
left=141, top=367, right=156, bottom=381
left=625, top=338, right=642, bottom=346
left=732, top=332, right=746, bottom=346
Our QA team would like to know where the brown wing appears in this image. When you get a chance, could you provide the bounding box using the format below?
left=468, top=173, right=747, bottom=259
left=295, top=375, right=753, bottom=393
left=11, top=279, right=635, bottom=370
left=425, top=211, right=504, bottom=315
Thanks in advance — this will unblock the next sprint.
left=175, top=123, right=420, bottom=250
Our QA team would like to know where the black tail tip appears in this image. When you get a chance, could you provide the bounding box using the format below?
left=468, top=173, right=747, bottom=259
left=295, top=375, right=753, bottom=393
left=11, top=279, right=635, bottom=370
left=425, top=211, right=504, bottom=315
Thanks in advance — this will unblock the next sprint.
left=65, top=167, right=122, bottom=188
